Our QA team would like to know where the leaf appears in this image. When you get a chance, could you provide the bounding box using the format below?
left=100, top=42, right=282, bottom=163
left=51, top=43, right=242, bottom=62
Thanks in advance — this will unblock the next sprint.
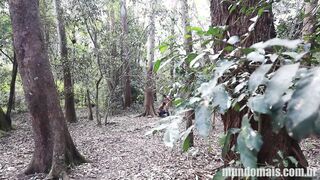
left=264, top=63, right=300, bottom=107
left=198, top=78, right=218, bottom=99
left=251, top=38, right=303, bottom=50
left=153, top=59, right=161, bottom=73
left=222, top=128, right=240, bottom=159
left=189, top=52, right=206, bottom=68
left=159, top=43, right=169, bottom=53
left=224, top=45, right=234, bottom=52
left=248, top=64, right=273, bottom=93
left=206, top=26, right=224, bottom=37
left=195, top=104, right=212, bottom=137
left=189, top=26, right=203, bottom=32
left=271, top=109, right=286, bottom=133
left=185, top=53, right=198, bottom=64
left=173, top=98, right=184, bottom=107
left=236, top=115, right=263, bottom=168
left=145, top=116, right=182, bottom=136
left=227, top=36, right=240, bottom=45
left=287, top=156, right=299, bottom=167
left=181, top=125, right=194, bottom=152
left=247, top=51, right=265, bottom=62
left=286, top=68, right=320, bottom=140
left=215, top=60, right=234, bottom=77
left=159, top=56, right=174, bottom=72
left=163, top=121, right=180, bottom=148
left=282, top=52, right=308, bottom=61
left=248, top=95, right=270, bottom=114
left=212, top=84, right=232, bottom=113
left=198, top=60, right=234, bottom=99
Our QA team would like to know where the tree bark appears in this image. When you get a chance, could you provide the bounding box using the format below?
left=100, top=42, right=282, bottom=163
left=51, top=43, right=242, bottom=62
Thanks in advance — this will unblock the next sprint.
left=302, top=0, right=318, bottom=44
left=141, top=1, right=157, bottom=117
left=121, top=0, right=132, bottom=109
left=181, top=0, right=194, bottom=148
left=95, top=76, right=102, bottom=126
left=86, top=89, right=93, bottom=120
left=5, top=53, right=17, bottom=128
left=210, top=0, right=307, bottom=173
left=9, top=0, right=86, bottom=178
left=55, top=0, right=77, bottom=123
left=0, top=107, right=11, bottom=131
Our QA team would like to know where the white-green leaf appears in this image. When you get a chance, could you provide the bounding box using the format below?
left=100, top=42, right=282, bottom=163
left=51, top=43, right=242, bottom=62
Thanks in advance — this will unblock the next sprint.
left=264, top=63, right=300, bottom=107
left=212, top=84, right=232, bottom=113
left=163, top=121, right=180, bottom=148
left=189, top=52, right=206, bottom=68
left=251, top=38, right=303, bottom=50
left=286, top=68, right=320, bottom=140
left=195, top=104, right=212, bottom=137
left=237, top=115, right=263, bottom=168
left=248, top=64, right=273, bottom=93
left=247, top=51, right=265, bottom=62
left=227, top=36, right=240, bottom=45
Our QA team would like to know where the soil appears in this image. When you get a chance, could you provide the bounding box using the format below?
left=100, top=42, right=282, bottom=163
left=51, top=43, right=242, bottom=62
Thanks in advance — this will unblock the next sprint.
left=0, top=109, right=319, bottom=179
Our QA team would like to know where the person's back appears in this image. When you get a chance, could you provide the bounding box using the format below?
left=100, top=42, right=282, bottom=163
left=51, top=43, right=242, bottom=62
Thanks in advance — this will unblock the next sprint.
left=158, top=102, right=167, bottom=117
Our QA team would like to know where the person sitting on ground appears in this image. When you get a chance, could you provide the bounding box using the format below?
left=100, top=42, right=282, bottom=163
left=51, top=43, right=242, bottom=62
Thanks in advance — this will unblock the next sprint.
left=158, top=102, right=168, bottom=117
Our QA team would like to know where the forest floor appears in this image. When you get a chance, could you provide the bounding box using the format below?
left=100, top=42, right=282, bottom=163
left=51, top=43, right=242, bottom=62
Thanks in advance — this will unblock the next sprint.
left=0, top=109, right=320, bottom=180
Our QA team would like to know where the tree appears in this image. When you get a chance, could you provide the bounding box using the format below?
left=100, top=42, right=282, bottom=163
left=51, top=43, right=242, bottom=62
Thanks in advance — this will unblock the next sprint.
left=0, top=48, right=16, bottom=131
left=0, top=107, right=10, bottom=131
left=141, top=0, right=157, bottom=117
left=86, top=89, right=94, bottom=120
left=55, top=0, right=77, bottom=123
left=210, top=0, right=307, bottom=171
left=302, top=0, right=318, bottom=45
left=121, top=0, right=132, bottom=108
left=9, top=0, right=86, bottom=178
left=181, top=0, right=194, bottom=148
left=80, top=0, right=104, bottom=125
left=5, top=52, right=17, bottom=128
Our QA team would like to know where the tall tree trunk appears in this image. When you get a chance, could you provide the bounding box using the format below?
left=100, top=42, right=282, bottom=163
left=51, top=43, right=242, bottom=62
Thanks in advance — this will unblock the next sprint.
left=9, top=0, right=86, bottom=178
left=95, top=76, right=102, bottom=126
left=302, top=0, right=318, bottom=44
left=182, top=0, right=194, bottom=148
left=121, top=0, right=132, bottom=109
left=55, top=0, right=77, bottom=123
left=210, top=0, right=307, bottom=172
left=142, top=1, right=157, bottom=117
left=6, top=53, right=17, bottom=127
left=86, top=89, right=93, bottom=120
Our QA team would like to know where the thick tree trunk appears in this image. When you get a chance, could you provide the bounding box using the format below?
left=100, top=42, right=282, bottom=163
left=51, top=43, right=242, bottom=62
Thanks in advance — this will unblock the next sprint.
left=9, top=0, right=86, bottom=178
left=142, top=1, right=156, bottom=117
left=121, top=0, right=132, bottom=109
left=5, top=53, right=17, bottom=128
left=210, top=0, right=307, bottom=172
left=55, top=0, right=77, bottom=123
left=86, top=89, right=93, bottom=120
left=182, top=0, right=194, bottom=147
left=143, top=68, right=157, bottom=117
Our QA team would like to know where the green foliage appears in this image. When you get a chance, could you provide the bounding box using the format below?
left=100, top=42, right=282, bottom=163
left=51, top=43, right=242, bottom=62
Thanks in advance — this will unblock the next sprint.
left=195, top=104, right=212, bottom=137
left=286, top=68, right=320, bottom=140
left=236, top=115, right=263, bottom=168
left=150, top=21, right=319, bottom=170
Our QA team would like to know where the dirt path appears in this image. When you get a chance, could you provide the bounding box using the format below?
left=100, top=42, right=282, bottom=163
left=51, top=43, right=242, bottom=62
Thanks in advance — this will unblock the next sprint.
left=1, top=110, right=320, bottom=179
left=0, top=110, right=224, bottom=180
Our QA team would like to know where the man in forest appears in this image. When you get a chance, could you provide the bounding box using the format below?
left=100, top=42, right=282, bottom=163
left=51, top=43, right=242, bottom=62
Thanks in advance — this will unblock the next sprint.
left=157, top=94, right=172, bottom=117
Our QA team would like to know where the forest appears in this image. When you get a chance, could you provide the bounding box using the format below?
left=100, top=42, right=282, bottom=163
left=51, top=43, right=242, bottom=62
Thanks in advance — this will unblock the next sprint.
left=0, top=0, right=320, bottom=179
